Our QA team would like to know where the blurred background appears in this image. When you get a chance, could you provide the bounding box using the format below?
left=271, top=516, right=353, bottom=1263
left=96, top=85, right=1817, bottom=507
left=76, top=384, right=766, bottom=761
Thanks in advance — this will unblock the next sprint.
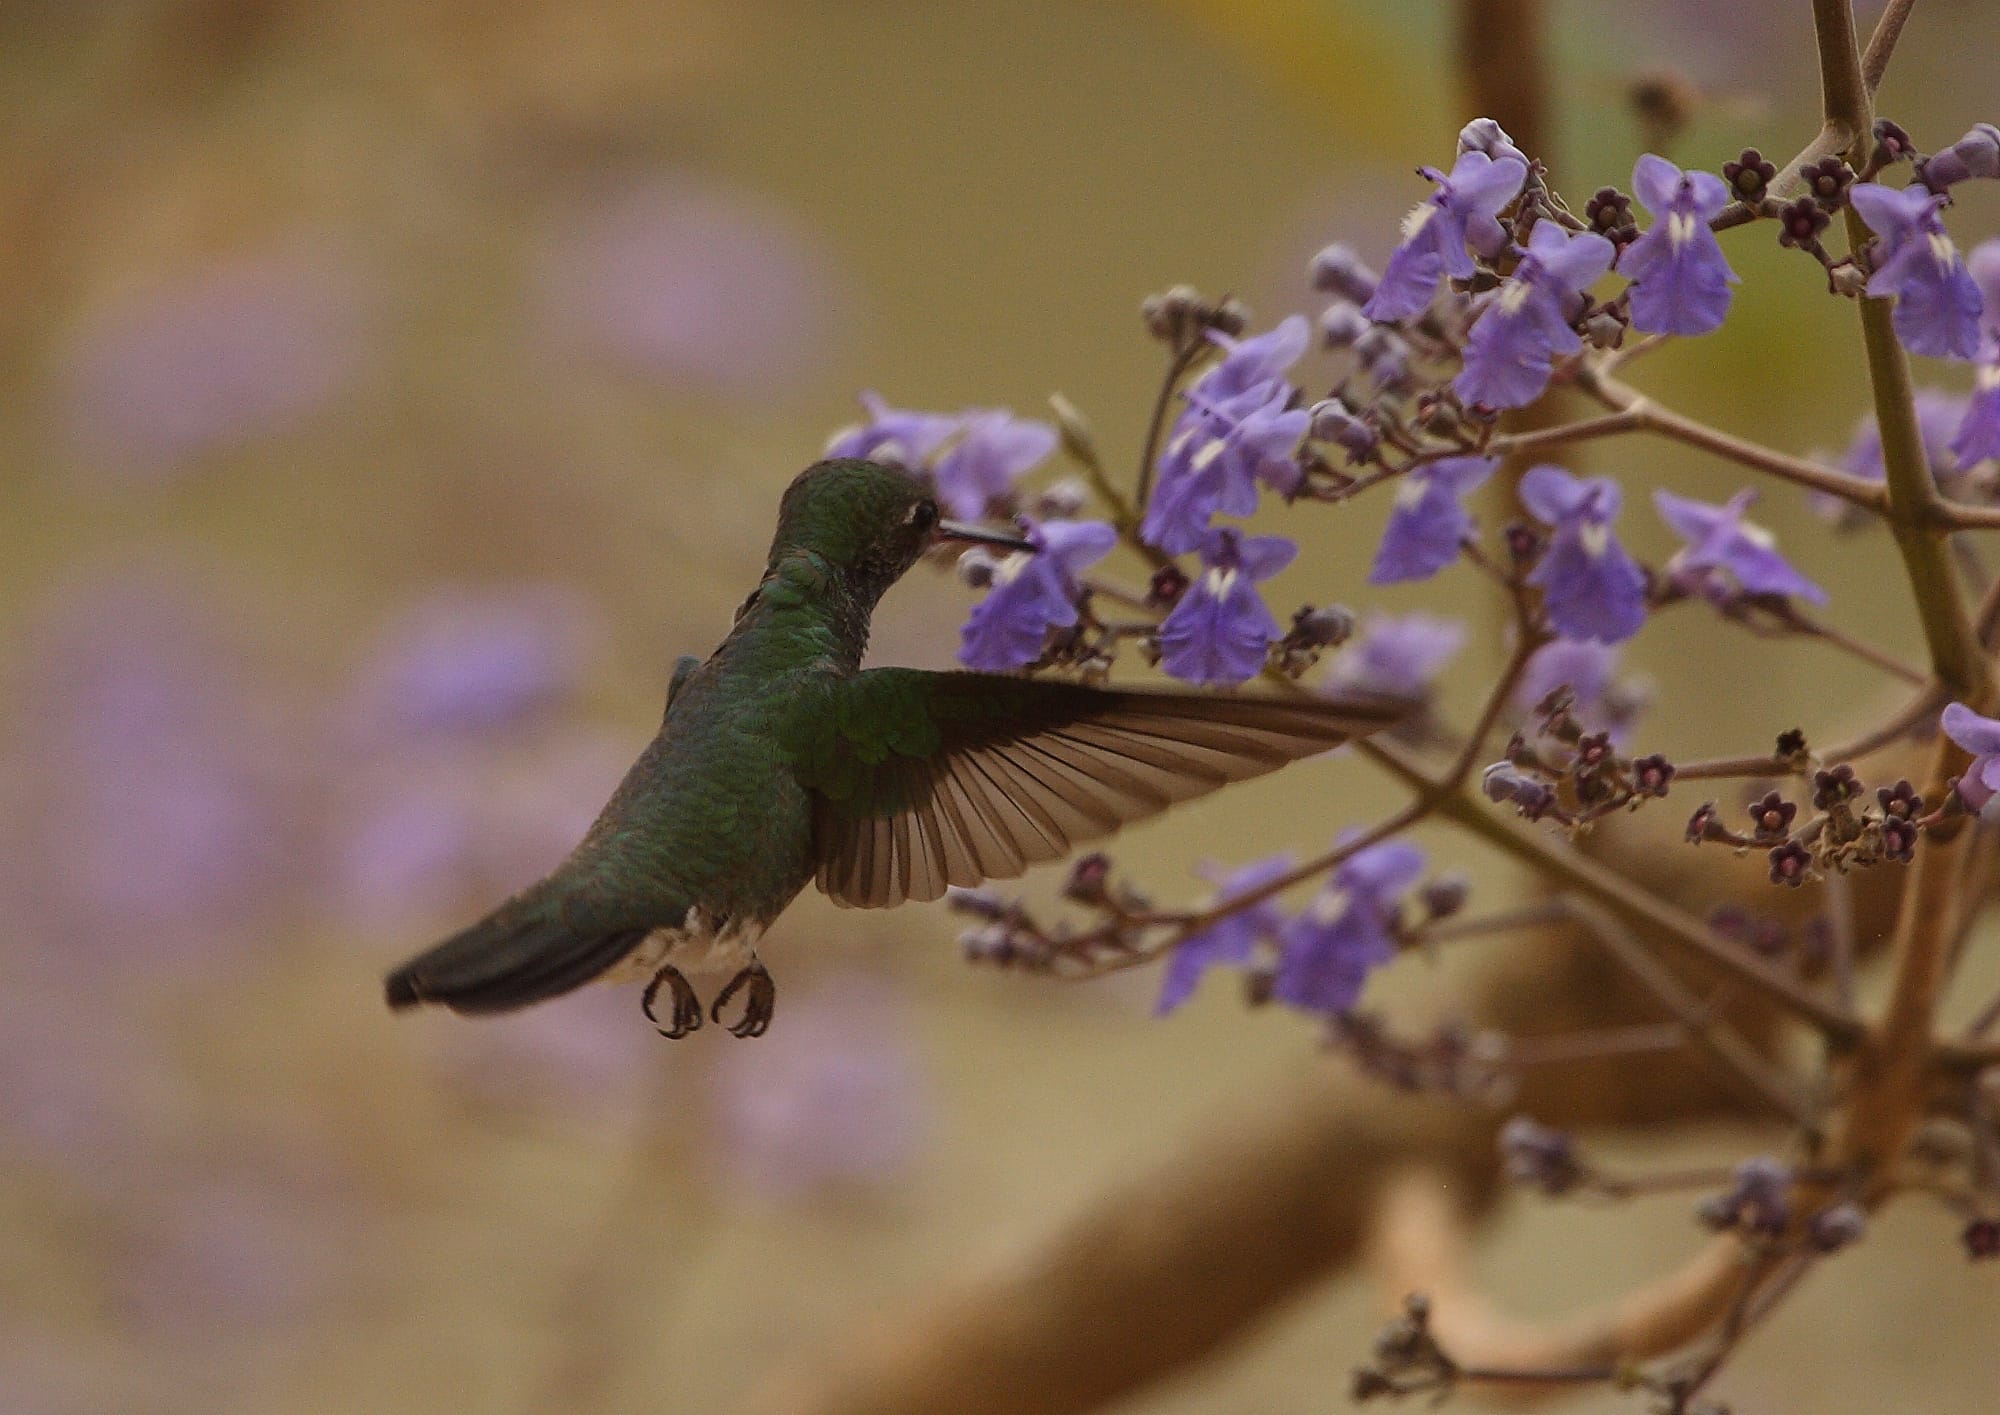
left=2, top=1, right=1995, bottom=1411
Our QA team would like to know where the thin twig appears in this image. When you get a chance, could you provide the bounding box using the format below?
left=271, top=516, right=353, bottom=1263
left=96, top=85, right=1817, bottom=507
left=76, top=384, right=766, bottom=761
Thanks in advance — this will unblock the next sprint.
left=1557, top=895, right=1821, bottom=1129
left=1577, top=369, right=1887, bottom=511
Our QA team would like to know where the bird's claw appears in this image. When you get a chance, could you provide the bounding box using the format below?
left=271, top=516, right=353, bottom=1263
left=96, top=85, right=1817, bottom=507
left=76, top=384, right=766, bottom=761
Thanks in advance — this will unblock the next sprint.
left=711, top=962, right=775, bottom=1038
left=642, top=965, right=703, bottom=1039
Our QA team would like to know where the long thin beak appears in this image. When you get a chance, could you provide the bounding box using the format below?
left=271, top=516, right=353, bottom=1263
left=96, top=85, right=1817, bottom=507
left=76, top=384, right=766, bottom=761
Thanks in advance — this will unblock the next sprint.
left=936, top=519, right=1037, bottom=553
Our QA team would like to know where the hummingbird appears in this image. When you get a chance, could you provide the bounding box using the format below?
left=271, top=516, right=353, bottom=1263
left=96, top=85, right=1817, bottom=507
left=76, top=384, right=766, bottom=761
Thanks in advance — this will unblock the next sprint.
left=383, top=458, right=1408, bottom=1038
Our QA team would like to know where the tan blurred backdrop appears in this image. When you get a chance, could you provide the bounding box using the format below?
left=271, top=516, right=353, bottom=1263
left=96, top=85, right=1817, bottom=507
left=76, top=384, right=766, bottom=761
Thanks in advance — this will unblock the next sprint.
left=1, top=2, right=1994, bottom=1411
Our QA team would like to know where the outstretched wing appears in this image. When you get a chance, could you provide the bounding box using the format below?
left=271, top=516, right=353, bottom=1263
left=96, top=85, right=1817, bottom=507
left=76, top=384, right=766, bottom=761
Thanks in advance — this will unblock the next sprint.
left=796, top=670, right=1409, bottom=909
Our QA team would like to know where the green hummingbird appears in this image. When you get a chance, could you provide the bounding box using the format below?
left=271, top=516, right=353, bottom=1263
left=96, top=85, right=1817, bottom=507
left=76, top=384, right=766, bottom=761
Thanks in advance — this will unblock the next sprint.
left=384, top=458, right=1408, bottom=1038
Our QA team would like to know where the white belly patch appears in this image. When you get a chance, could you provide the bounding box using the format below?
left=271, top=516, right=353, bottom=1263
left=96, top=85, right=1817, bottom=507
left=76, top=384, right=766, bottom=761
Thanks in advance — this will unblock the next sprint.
left=601, top=905, right=763, bottom=985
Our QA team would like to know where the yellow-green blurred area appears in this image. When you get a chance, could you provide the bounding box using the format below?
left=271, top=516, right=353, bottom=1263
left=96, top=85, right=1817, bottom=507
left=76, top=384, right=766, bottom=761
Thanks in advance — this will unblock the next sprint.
left=3, top=2, right=1997, bottom=1411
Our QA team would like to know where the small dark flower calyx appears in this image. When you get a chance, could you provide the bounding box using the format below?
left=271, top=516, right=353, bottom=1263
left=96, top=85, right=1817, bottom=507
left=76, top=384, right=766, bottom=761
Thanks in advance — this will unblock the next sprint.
left=1723, top=147, right=1778, bottom=202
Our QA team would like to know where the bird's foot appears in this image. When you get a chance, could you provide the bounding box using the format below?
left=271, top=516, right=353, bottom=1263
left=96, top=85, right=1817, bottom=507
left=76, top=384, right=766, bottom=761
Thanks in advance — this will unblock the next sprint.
left=642, top=965, right=703, bottom=1039
left=711, top=961, right=775, bottom=1038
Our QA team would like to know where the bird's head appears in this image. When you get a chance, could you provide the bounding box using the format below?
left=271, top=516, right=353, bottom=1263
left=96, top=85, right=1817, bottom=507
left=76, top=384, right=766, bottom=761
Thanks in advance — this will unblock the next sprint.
left=767, top=458, right=1033, bottom=594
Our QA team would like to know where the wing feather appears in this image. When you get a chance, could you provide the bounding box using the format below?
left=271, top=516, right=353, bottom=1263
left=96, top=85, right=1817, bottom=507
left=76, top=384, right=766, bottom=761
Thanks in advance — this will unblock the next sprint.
left=806, top=672, right=1407, bottom=908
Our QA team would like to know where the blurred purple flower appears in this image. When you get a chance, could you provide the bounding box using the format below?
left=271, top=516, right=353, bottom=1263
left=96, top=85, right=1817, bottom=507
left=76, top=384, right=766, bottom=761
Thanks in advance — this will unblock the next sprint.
left=1941, top=701, right=2000, bottom=816
left=429, top=978, right=668, bottom=1134
left=4, top=573, right=283, bottom=975
left=1840, top=387, right=1968, bottom=490
left=1850, top=181, right=1984, bottom=361
left=1369, top=456, right=1497, bottom=583
left=1324, top=613, right=1466, bottom=699
left=958, top=519, right=1116, bottom=670
left=1158, top=529, right=1296, bottom=686
left=1520, top=465, right=1648, bottom=643
left=115, top=1165, right=357, bottom=1340
left=335, top=728, right=629, bottom=931
left=1952, top=241, right=2000, bottom=465
left=1156, top=854, right=1294, bottom=1015
left=347, top=585, right=599, bottom=743
left=0, top=974, right=181, bottom=1176
left=930, top=410, right=1058, bottom=519
left=1516, top=638, right=1648, bottom=744
left=1274, top=838, right=1423, bottom=1014
left=825, top=391, right=961, bottom=465
left=710, top=974, right=928, bottom=1200
left=1364, top=151, right=1528, bottom=322
left=1655, top=487, right=1825, bottom=603
left=62, top=246, right=368, bottom=480
left=1456, top=221, right=1615, bottom=410
left=1622, top=154, right=1736, bottom=336
left=538, top=174, right=843, bottom=394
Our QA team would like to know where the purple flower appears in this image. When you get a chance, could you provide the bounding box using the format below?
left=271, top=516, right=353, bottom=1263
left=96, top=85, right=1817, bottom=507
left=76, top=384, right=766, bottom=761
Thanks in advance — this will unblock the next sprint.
left=1158, top=529, right=1297, bottom=686
left=958, top=519, right=1116, bottom=670
left=1850, top=182, right=1984, bottom=361
left=1654, top=487, right=1825, bottom=604
left=1364, top=150, right=1529, bottom=322
left=1155, top=854, right=1294, bottom=1015
left=1141, top=426, right=1228, bottom=553
left=1324, top=613, right=1466, bottom=699
left=1369, top=456, right=1497, bottom=583
left=1455, top=221, right=1616, bottom=409
left=1941, top=702, right=2000, bottom=818
left=1200, top=315, right=1311, bottom=402
left=1274, top=838, right=1423, bottom=1014
left=826, top=391, right=961, bottom=465
left=1622, top=154, right=1737, bottom=336
left=1142, top=319, right=1311, bottom=553
left=1952, top=241, right=2000, bottom=465
left=1142, top=395, right=1309, bottom=555
left=929, top=410, right=1058, bottom=519
left=1519, top=465, right=1648, bottom=643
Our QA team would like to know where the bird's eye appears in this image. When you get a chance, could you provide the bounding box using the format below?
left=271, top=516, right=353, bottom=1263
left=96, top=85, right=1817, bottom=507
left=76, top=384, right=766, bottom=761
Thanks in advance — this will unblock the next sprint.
left=909, top=499, right=940, bottom=531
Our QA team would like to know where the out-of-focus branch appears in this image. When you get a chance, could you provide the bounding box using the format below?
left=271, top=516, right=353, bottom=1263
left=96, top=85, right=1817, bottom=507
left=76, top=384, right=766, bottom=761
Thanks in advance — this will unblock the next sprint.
left=1455, top=0, right=1544, bottom=148
left=737, top=1062, right=1502, bottom=1415
left=1836, top=738, right=1974, bottom=1192
left=1366, top=1169, right=1752, bottom=1400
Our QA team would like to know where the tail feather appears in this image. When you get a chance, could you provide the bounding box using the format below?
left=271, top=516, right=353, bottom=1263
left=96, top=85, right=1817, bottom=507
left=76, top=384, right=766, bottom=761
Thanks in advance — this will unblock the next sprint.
left=384, top=892, right=651, bottom=1015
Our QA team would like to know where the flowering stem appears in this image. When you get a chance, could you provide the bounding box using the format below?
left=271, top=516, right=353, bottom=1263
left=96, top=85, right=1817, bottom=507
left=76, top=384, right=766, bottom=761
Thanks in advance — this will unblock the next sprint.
left=1350, top=733, right=1866, bottom=1043
left=1671, top=752, right=1806, bottom=782
left=1782, top=609, right=1929, bottom=686
left=1578, top=367, right=1888, bottom=511
left=1132, top=342, right=1204, bottom=514
left=1830, top=697, right=1975, bottom=1195
left=1475, top=407, right=1647, bottom=461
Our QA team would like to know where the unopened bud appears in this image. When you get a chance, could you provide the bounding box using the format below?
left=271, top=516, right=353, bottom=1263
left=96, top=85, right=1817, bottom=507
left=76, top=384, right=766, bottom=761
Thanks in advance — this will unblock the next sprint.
left=1918, top=123, right=2000, bottom=190
left=1309, top=243, right=1379, bottom=304
left=955, top=547, right=999, bottom=589
left=1048, top=392, right=1100, bottom=470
